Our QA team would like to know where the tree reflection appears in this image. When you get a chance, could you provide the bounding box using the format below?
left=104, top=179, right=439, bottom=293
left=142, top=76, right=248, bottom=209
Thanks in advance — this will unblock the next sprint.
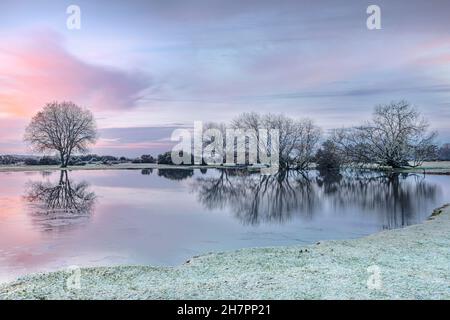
left=317, top=170, right=439, bottom=229
left=141, top=168, right=153, bottom=175
left=25, top=170, right=96, bottom=232
left=157, top=169, right=194, bottom=180
left=192, top=169, right=320, bottom=225
left=192, top=169, right=440, bottom=228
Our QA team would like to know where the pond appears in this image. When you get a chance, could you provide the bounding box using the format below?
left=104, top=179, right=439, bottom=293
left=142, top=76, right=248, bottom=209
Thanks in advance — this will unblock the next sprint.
left=0, top=168, right=449, bottom=282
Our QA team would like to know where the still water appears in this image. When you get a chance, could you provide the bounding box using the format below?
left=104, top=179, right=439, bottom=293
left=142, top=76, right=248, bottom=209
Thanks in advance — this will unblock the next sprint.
left=0, top=168, right=449, bottom=282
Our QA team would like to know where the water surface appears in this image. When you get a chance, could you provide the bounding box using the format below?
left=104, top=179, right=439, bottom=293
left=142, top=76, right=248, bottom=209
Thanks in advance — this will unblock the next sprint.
left=0, top=168, right=448, bottom=282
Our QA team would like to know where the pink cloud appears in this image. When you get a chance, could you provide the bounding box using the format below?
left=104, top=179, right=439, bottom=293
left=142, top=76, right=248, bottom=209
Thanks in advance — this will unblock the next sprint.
left=0, top=30, right=150, bottom=117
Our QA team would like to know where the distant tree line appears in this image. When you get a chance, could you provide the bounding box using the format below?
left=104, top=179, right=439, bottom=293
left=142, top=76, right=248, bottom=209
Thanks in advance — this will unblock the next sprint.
left=200, top=101, right=440, bottom=170
left=0, top=153, right=176, bottom=166
left=0, top=154, right=133, bottom=166
left=4, top=100, right=447, bottom=170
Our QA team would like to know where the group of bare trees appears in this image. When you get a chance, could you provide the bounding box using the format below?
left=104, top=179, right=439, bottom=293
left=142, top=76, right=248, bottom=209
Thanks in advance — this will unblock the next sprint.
left=211, top=101, right=437, bottom=170
left=330, top=101, right=437, bottom=168
left=23, top=100, right=438, bottom=170
left=204, top=112, right=322, bottom=169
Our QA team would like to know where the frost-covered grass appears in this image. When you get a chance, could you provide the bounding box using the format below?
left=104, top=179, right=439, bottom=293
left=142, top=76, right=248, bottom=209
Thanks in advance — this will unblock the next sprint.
left=1, top=206, right=449, bottom=300
left=417, top=161, right=450, bottom=169
left=402, top=161, right=450, bottom=174
left=1, top=161, right=450, bottom=174
left=0, top=163, right=219, bottom=172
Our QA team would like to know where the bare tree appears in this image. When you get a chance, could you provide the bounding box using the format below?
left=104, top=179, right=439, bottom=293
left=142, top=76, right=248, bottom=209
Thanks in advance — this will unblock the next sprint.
left=24, top=101, right=98, bottom=168
left=285, top=118, right=321, bottom=170
left=333, top=101, right=437, bottom=168
left=231, top=112, right=262, bottom=164
left=202, top=121, right=228, bottom=163
left=232, top=113, right=321, bottom=169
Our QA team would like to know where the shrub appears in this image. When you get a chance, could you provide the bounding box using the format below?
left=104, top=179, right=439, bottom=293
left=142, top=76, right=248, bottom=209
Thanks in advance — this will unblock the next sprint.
left=157, top=151, right=173, bottom=165
left=438, top=143, right=450, bottom=161
left=38, top=156, right=60, bottom=165
left=24, top=158, right=39, bottom=166
left=140, top=154, right=155, bottom=163
left=316, top=140, right=343, bottom=171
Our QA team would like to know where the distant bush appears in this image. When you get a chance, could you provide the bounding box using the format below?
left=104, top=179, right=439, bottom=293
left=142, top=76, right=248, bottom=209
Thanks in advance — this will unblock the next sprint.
left=75, top=154, right=102, bottom=162
left=158, top=151, right=196, bottom=165
left=24, top=158, right=39, bottom=166
left=38, top=156, right=60, bottom=165
left=157, top=151, right=174, bottom=165
left=131, top=155, right=156, bottom=164
left=438, top=143, right=450, bottom=161
left=140, top=154, right=155, bottom=163
left=315, top=140, right=343, bottom=171
left=67, top=154, right=120, bottom=165
left=101, top=155, right=118, bottom=162
left=0, top=155, right=20, bottom=165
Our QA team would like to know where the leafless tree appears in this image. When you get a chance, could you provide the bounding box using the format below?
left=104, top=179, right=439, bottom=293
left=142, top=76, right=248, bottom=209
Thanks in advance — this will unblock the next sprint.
left=202, top=121, right=228, bottom=163
left=24, top=101, right=98, bottom=168
left=232, top=113, right=321, bottom=169
left=333, top=101, right=437, bottom=168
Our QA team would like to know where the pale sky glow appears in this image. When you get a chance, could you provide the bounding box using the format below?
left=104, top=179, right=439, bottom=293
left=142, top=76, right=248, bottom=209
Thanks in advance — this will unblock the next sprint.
left=1, top=0, right=450, bottom=156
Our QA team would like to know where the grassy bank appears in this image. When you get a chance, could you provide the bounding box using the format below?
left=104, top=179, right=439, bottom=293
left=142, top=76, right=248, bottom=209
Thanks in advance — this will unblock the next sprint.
left=391, top=161, right=450, bottom=175
left=1, top=205, right=449, bottom=300
left=0, top=163, right=219, bottom=172
left=1, top=161, right=450, bottom=174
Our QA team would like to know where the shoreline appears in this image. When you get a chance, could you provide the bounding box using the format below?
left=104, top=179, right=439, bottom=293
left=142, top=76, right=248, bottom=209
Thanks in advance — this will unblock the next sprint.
left=0, top=163, right=218, bottom=172
left=1, top=204, right=449, bottom=300
left=1, top=161, right=450, bottom=175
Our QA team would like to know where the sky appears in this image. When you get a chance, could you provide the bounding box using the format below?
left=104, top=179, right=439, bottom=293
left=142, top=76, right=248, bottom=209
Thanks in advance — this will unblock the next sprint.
left=1, top=0, right=450, bottom=157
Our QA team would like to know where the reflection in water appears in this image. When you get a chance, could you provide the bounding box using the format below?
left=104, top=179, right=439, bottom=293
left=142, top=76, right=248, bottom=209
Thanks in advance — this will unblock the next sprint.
left=1, top=168, right=447, bottom=282
left=193, top=170, right=320, bottom=225
left=318, top=170, right=439, bottom=229
left=192, top=169, right=439, bottom=229
left=157, top=168, right=194, bottom=180
left=141, top=168, right=153, bottom=175
left=22, top=169, right=441, bottom=231
left=24, top=170, right=96, bottom=232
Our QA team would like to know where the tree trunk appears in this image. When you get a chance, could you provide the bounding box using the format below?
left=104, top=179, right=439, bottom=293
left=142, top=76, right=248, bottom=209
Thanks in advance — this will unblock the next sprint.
left=60, top=152, right=67, bottom=168
left=64, top=152, right=72, bottom=168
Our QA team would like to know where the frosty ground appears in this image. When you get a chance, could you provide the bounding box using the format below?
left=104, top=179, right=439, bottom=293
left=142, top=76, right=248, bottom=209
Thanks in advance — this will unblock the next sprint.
left=1, top=204, right=449, bottom=300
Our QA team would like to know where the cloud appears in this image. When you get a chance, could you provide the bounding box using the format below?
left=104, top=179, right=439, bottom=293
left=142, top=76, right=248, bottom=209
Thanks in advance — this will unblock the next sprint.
left=94, top=126, right=179, bottom=156
left=0, top=30, right=151, bottom=117
left=0, top=118, right=28, bottom=154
